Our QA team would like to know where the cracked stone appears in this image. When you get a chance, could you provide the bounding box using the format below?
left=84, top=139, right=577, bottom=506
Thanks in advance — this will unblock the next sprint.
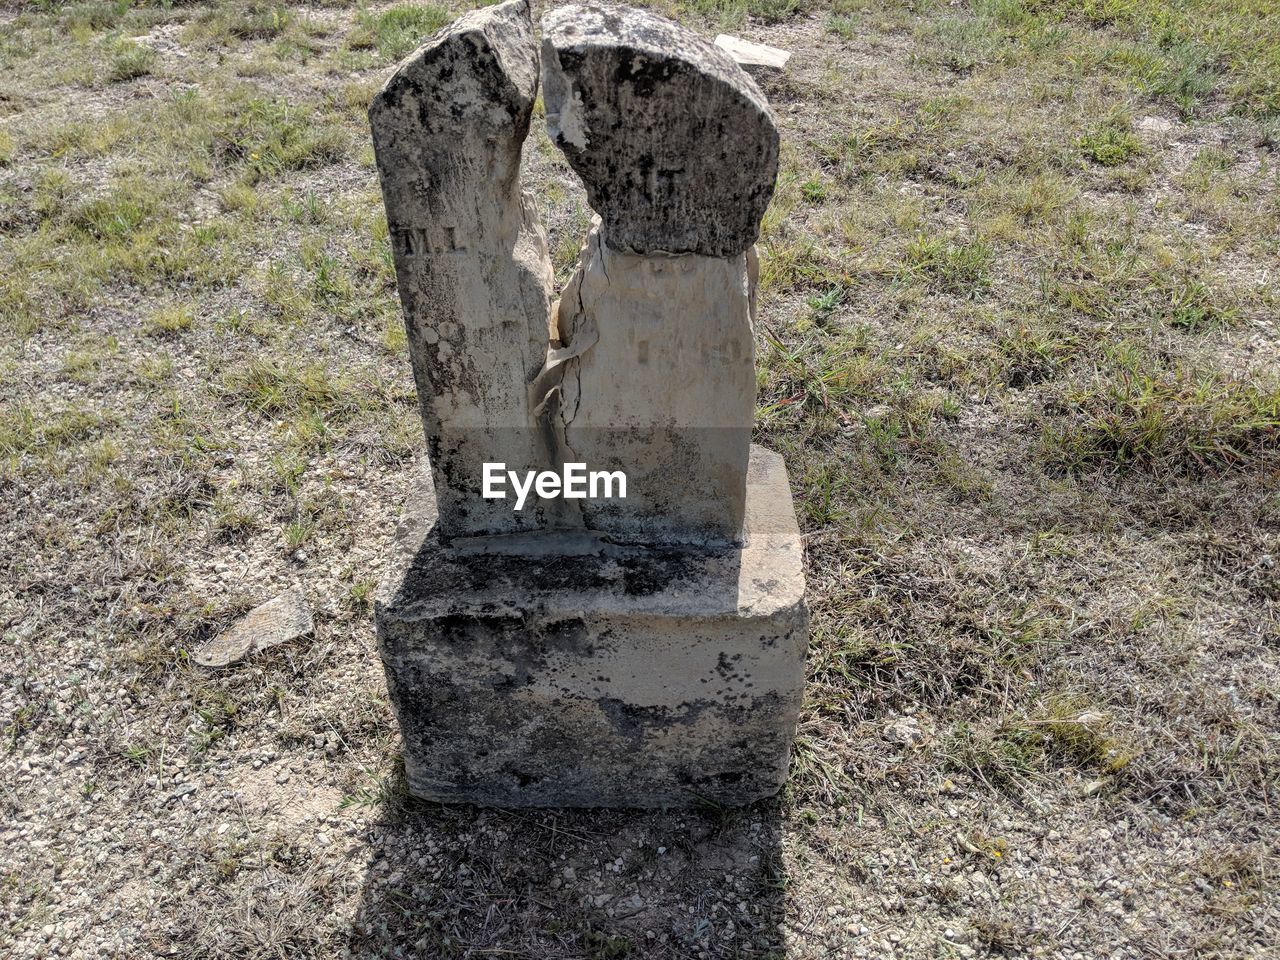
left=542, top=3, right=779, bottom=257
left=369, top=0, right=556, bottom=540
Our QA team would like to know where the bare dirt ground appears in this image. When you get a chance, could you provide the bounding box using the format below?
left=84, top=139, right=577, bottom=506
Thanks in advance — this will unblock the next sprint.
left=1, top=1, right=1277, bottom=958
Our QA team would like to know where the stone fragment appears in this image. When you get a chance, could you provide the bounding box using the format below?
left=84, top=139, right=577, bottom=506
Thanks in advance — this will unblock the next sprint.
left=542, top=4, right=779, bottom=257
left=549, top=222, right=757, bottom=546
left=883, top=716, right=923, bottom=747
left=375, top=446, right=808, bottom=808
left=369, top=0, right=557, bottom=540
left=195, top=587, right=312, bottom=668
left=714, top=34, right=791, bottom=75
left=1136, top=115, right=1175, bottom=135
left=165, top=783, right=197, bottom=806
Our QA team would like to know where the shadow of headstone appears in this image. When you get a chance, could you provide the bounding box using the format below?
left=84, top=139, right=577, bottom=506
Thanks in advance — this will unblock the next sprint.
left=345, top=772, right=788, bottom=958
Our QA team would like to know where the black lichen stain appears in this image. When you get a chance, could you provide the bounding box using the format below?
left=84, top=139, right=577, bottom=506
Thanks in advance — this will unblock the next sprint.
left=613, top=49, right=679, bottom=98
left=401, top=528, right=728, bottom=602
left=391, top=653, right=795, bottom=804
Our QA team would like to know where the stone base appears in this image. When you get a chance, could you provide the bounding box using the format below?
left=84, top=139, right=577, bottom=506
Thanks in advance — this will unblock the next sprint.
left=373, top=445, right=808, bottom=808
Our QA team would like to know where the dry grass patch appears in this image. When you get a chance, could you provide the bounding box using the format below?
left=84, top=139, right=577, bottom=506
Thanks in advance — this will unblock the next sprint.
left=2, top=1, right=1279, bottom=958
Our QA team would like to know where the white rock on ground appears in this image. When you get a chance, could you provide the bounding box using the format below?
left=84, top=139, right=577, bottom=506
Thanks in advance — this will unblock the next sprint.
left=194, top=586, right=313, bottom=668
left=714, top=34, right=792, bottom=75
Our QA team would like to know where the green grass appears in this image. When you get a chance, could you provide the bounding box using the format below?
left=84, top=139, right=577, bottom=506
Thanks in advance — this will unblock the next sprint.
left=678, top=0, right=803, bottom=27
left=350, top=4, right=452, bottom=62
left=106, top=38, right=157, bottom=82
left=188, top=3, right=296, bottom=43
left=0, top=406, right=112, bottom=461
left=900, top=233, right=992, bottom=296
left=945, top=694, right=1136, bottom=792
left=1045, top=364, right=1280, bottom=471
left=997, top=323, right=1077, bottom=388
left=223, top=359, right=363, bottom=420
left=212, top=94, right=349, bottom=182
left=1078, top=110, right=1143, bottom=166
left=1027, top=0, right=1280, bottom=116
left=1159, top=274, right=1238, bottom=331
left=74, top=178, right=164, bottom=240
left=144, top=305, right=195, bottom=336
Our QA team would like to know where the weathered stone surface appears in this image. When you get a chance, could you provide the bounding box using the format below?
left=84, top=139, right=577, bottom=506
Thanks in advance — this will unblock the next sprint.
left=541, top=4, right=779, bottom=257
left=883, top=716, right=924, bottom=748
left=374, top=446, right=808, bottom=808
left=546, top=222, right=758, bottom=546
left=369, top=2, right=805, bottom=809
left=369, top=0, right=557, bottom=541
left=714, top=33, right=792, bottom=75
left=196, top=587, right=312, bottom=668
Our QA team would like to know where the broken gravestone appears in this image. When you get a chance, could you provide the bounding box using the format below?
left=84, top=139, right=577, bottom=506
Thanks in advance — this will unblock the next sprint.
left=368, top=1, right=555, bottom=540
left=541, top=5, right=779, bottom=257
left=714, top=34, right=792, bottom=76
left=369, top=0, right=808, bottom=808
left=195, top=587, right=313, bottom=668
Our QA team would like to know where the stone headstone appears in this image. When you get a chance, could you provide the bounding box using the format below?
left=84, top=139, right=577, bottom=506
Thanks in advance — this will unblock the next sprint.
left=369, top=0, right=557, bottom=540
left=370, top=0, right=808, bottom=808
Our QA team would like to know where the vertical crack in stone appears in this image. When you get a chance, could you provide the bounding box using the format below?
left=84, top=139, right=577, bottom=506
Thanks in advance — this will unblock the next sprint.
left=538, top=5, right=773, bottom=547
left=556, top=241, right=593, bottom=463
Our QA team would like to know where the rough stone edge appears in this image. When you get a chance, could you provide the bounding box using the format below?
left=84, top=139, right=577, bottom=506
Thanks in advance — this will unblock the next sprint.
left=369, top=0, right=539, bottom=124
left=372, top=445, right=806, bottom=622
left=541, top=2, right=773, bottom=123
left=539, top=2, right=780, bottom=258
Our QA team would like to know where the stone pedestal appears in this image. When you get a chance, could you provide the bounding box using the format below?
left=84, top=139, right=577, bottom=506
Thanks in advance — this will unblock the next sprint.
left=374, top=446, right=808, bottom=808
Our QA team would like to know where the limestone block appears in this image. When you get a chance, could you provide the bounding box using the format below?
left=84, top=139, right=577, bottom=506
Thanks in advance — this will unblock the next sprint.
left=714, top=34, right=792, bottom=75
left=549, top=223, right=757, bottom=546
left=374, top=445, right=808, bottom=808
left=541, top=4, right=780, bottom=257
left=194, top=588, right=313, bottom=668
left=369, top=0, right=558, bottom=540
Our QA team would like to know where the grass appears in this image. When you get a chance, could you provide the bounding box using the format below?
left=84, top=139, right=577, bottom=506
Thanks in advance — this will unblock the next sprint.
left=945, top=695, right=1137, bottom=792
left=1078, top=110, right=1143, bottom=165
left=899, top=233, right=992, bottom=296
left=145, top=305, right=194, bottom=336
left=2, top=1, right=1279, bottom=958
left=1028, top=0, right=1280, bottom=116
left=1045, top=364, right=1280, bottom=471
left=0, top=406, right=111, bottom=460
left=188, top=3, right=297, bottom=43
left=350, top=4, right=452, bottom=61
left=679, top=0, right=803, bottom=27
left=1160, top=274, right=1238, bottom=331
left=223, top=358, right=364, bottom=420
left=106, top=38, right=158, bottom=82
left=212, top=94, right=349, bottom=182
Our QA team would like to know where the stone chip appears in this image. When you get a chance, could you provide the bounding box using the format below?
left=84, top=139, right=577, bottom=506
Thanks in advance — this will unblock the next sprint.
left=195, top=587, right=313, bottom=668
